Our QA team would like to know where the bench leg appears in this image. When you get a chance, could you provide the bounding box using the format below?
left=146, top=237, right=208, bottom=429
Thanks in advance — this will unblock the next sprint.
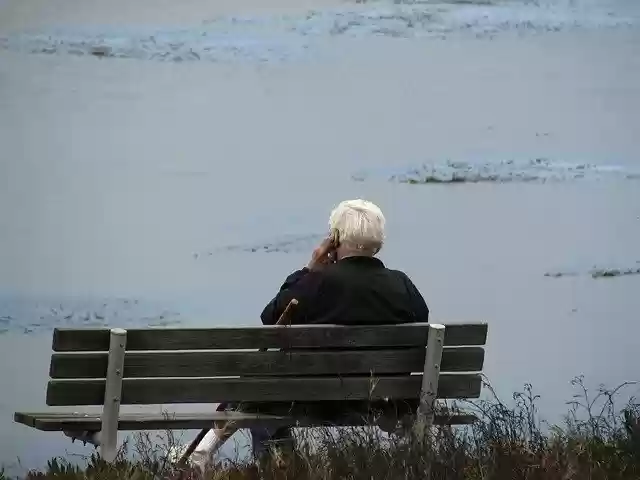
left=101, top=328, right=127, bottom=462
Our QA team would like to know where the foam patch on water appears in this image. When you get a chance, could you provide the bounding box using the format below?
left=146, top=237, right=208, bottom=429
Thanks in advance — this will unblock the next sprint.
left=545, top=260, right=640, bottom=279
left=352, top=159, right=640, bottom=184
left=0, top=0, right=635, bottom=63
left=0, top=26, right=310, bottom=63
left=0, top=295, right=183, bottom=335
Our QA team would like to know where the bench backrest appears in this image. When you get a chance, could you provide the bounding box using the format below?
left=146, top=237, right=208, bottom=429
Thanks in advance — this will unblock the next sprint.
left=47, top=323, right=487, bottom=406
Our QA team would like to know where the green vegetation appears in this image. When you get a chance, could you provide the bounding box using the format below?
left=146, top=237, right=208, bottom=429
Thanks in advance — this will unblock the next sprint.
left=7, top=377, right=640, bottom=480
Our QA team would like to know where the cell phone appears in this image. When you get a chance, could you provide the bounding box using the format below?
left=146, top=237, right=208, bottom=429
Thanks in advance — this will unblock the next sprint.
left=329, top=228, right=340, bottom=248
left=328, top=229, right=340, bottom=263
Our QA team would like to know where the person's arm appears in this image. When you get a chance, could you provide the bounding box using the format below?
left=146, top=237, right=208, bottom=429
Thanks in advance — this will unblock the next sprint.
left=261, top=236, right=336, bottom=325
left=260, top=268, right=308, bottom=325
left=402, top=273, right=430, bottom=322
left=260, top=268, right=324, bottom=325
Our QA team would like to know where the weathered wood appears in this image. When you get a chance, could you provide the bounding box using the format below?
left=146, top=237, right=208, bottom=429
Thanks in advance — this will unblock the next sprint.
left=16, top=321, right=490, bottom=445
left=15, top=410, right=477, bottom=432
left=46, top=374, right=481, bottom=406
left=418, top=324, right=445, bottom=426
left=50, top=347, right=485, bottom=379
left=52, top=323, right=488, bottom=352
left=101, top=328, right=126, bottom=462
left=15, top=411, right=293, bottom=432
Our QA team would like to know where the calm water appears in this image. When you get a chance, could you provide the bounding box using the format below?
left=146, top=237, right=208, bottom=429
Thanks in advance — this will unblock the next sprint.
left=1, top=0, right=640, bottom=473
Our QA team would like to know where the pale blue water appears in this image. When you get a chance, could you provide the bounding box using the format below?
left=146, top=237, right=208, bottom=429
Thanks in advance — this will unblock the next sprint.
left=1, top=0, right=639, bottom=63
left=1, top=0, right=640, bottom=474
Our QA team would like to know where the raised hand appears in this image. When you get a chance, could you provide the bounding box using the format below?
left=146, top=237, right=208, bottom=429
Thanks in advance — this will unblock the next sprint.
left=307, top=237, right=337, bottom=271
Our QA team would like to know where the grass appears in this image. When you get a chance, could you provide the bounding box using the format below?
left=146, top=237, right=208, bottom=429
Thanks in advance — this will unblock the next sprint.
left=6, top=376, right=640, bottom=480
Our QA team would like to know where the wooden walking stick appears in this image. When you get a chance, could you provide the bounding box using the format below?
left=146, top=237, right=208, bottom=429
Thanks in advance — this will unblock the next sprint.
left=178, top=299, right=299, bottom=466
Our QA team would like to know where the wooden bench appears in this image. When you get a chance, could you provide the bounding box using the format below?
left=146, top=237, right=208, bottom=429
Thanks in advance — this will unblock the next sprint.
left=14, top=322, right=488, bottom=462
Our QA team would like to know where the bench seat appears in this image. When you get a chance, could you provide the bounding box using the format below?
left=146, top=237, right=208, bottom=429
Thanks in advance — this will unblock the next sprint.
left=15, top=410, right=477, bottom=432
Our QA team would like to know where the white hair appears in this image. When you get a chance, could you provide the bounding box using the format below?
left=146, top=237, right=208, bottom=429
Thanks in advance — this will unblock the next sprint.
left=328, top=199, right=385, bottom=251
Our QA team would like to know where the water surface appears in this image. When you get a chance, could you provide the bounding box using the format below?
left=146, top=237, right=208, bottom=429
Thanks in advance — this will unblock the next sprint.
left=1, top=0, right=640, bottom=473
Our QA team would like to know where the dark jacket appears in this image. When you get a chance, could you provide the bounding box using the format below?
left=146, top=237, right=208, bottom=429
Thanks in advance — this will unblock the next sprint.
left=260, top=256, right=429, bottom=326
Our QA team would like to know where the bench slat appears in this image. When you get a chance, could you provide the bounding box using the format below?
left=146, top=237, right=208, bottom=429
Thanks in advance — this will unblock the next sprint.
left=46, top=374, right=481, bottom=406
left=15, top=410, right=477, bottom=432
left=14, top=411, right=293, bottom=432
left=50, top=347, right=484, bottom=379
left=52, top=323, right=487, bottom=352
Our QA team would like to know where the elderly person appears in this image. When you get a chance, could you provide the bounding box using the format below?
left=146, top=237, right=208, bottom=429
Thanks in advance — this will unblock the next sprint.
left=261, top=198, right=429, bottom=325
left=248, top=199, right=430, bottom=457
left=190, top=199, right=429, bottom=469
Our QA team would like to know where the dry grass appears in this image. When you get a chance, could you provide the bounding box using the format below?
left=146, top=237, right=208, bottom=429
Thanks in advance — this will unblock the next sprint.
left=8, top=376, right=640, bottom=480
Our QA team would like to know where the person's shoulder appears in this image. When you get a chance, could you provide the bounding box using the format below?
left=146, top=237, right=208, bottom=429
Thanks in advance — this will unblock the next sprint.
left=385, top=267, right=412, bottom=279
left=386, top=267, right=423, bottom=289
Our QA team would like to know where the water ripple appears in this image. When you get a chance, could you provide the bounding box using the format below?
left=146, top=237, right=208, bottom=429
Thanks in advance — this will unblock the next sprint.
left=353, top=159, right=640, bottom=184
left=0, top=0, right=635, bottom=63
left=0, top=295, right=183, bottom=335
left=204, top=232, right=325, bottom=255
left=545, top=261, right=640, bottom=279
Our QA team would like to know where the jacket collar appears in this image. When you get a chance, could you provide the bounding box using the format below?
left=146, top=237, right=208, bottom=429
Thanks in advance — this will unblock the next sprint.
left=338, top=255, right=385, bottom=268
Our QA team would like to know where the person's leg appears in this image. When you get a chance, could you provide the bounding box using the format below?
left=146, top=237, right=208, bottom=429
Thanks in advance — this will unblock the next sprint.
left=244, top=402, right=296, bottom=462
left=251, top=426, right=294, bottom=461
left=271, top=427, right=294, bottom=454
left=191, top=403, right=237, bottom=471
left=250, top=426, right=273, bottom=459
left=191, top=429, right=220, bottom=471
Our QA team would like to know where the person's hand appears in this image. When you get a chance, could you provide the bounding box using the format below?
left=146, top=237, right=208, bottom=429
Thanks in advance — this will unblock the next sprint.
left=307, top=237, right=337, bottom=271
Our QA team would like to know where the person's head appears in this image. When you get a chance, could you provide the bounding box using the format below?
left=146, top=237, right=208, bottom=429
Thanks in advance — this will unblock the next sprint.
left=328, top=199, right=385, bottom=259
